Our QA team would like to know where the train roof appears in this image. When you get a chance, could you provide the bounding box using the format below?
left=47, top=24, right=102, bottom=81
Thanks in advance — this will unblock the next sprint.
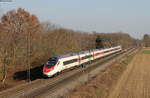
left=51, top=49, right=106, bottom=59
left=52, top=49, right=96, bottom=59
left=50, top=46, right=121, bottom=59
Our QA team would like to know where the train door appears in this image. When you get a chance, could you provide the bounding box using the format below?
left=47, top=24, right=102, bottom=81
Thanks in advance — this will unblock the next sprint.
left=78, top=54, right=81, bottom=66
left=88, top=50, right=92, bottom=63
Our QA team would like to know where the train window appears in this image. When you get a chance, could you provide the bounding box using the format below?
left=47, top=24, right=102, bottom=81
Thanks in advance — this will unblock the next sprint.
left=46, top=57, right=58, bottom=68
left=81, top=55, right=92, bottom=60
left=63, top=58, right=78, bottom=65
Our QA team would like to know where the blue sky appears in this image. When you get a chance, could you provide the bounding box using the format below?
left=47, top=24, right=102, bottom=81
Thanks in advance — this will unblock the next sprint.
left=0, top=0, right=150, bottom=39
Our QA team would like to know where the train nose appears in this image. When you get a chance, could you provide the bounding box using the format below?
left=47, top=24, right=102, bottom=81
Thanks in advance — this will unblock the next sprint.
left=44, top=68, right=51, bottom=73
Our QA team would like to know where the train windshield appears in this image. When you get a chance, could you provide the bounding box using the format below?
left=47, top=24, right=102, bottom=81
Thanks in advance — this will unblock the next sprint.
left=46, top=57, right=58, bottom=68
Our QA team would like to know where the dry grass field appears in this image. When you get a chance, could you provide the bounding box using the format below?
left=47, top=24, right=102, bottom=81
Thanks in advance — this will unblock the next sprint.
left=108, top=49, right=150, bottom=98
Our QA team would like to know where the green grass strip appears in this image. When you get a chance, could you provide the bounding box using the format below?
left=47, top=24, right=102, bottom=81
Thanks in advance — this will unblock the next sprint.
left=140, top=49, right=150, bottom=54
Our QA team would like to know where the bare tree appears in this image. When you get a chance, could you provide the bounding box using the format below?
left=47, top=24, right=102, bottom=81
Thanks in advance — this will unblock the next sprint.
left=0, top=8, right=42, bottom=82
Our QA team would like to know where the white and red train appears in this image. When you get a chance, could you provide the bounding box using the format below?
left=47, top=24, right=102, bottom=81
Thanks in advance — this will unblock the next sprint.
left=43, top=46, right=122, bottom=77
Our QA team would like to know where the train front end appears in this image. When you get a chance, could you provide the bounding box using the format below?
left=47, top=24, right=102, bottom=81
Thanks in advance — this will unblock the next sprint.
left=43, top=57, right=59, bottom=77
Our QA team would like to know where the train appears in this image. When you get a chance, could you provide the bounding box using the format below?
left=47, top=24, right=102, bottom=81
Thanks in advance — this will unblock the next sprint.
left=43, top=46, right=122, bottom=77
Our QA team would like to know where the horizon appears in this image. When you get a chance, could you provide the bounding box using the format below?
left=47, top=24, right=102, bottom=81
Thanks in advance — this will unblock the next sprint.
left=0, top=0, right=150, bottom=39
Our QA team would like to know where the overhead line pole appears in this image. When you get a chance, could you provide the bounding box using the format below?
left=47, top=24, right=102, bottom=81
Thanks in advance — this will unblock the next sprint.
left=27, top=31, right=31, bottom=82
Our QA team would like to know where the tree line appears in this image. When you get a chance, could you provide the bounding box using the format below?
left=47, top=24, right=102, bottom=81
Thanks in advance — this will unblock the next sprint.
left=0, top=8, right=137, bottom=83
left=143, top=34, right=150, bottom=47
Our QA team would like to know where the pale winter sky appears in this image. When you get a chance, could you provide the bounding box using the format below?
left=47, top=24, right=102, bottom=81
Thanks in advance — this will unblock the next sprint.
left=0, top=0, right=150, bottom=39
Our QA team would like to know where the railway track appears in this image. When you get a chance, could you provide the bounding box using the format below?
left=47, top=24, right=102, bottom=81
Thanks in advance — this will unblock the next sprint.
left=0, top=48, right=136, bottom=98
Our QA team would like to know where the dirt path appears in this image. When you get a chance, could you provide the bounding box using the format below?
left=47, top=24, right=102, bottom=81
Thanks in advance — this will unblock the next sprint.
left=108, top=51, right=150, bottom=98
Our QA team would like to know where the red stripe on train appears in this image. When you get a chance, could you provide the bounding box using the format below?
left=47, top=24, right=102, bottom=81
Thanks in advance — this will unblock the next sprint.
left=44, top=66, right=55, bottom=73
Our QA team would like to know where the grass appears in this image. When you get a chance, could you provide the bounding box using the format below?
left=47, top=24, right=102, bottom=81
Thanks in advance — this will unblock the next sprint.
left=140, top=50, right=150, bottom=54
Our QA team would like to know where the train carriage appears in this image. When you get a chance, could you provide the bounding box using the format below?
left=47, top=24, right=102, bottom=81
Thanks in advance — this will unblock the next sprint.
left=43, top=46, right=122, bottom=77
